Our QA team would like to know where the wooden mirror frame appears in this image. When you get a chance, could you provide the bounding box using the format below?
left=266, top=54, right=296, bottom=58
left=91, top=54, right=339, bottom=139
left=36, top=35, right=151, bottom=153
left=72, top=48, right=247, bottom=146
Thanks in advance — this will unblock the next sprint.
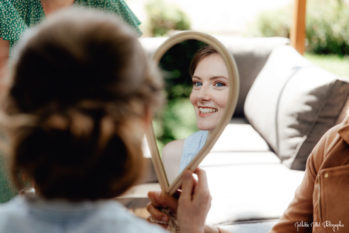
left=146, top=31, right=239, bottom=195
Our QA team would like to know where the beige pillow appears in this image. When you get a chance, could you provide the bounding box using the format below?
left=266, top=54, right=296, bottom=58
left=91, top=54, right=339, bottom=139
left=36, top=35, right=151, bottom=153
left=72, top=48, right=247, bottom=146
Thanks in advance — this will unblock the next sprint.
left=244, top=45, right=349, bottom=170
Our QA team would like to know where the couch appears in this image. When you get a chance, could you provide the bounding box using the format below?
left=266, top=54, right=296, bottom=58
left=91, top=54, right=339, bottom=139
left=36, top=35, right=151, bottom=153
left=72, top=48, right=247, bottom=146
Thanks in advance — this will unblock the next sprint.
left=125, top=35, right=349, bottom=233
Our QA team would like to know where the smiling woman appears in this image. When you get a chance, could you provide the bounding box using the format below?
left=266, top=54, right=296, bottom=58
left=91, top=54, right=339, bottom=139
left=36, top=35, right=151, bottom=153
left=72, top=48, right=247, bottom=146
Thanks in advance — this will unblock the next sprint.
left=162, top=46, right=230, bottom=183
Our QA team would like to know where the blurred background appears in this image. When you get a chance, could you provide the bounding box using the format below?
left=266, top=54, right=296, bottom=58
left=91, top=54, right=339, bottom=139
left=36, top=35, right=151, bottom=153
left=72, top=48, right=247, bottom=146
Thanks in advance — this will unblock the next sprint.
left=127, top=0, right=291, bottom=36
left=126, top=0, right=349, bottom=77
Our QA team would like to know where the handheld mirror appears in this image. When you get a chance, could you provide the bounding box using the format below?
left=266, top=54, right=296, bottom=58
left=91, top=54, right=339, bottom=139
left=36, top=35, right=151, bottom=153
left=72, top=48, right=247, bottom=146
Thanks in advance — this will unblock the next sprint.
left=146, top=31, right=239, bottom=195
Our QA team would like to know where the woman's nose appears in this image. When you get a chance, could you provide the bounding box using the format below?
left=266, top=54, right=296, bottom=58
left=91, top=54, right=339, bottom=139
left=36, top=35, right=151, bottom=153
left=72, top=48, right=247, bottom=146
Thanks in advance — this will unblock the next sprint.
left=198, top=85, right=210, bottom=101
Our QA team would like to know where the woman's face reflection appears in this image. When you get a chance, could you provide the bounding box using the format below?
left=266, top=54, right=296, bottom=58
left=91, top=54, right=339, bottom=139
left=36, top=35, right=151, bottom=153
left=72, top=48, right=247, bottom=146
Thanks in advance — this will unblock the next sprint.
left=190, top=53, right=229, bottom=131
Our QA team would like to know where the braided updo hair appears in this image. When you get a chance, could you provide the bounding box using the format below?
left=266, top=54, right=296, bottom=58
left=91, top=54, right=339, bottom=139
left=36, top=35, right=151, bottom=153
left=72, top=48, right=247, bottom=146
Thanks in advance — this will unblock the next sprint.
left=1, top=7, right=163, bottom=201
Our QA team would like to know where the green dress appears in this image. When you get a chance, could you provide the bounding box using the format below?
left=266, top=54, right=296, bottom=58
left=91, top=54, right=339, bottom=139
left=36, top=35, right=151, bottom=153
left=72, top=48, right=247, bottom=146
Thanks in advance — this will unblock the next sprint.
left=0, top=0, right=141, bottom=203
left=0, top=0, right=141, bottom=48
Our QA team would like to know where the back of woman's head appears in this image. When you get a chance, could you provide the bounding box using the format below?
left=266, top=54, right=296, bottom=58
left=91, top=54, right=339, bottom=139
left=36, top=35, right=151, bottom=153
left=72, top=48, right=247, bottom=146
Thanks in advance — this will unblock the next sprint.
left=2, top=7, right=163, bottom=201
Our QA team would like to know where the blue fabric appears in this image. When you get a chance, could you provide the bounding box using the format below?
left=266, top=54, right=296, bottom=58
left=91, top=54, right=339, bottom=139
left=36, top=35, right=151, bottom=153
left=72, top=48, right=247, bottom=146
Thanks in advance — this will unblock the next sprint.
left=179, top=130, right=208, bottom=173
left=0, top=195, right=167, bottom=233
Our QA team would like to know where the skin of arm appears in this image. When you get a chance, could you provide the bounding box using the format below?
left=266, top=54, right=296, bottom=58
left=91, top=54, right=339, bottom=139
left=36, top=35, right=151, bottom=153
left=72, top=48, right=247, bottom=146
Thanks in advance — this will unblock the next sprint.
left=0, top=38, right=9, bottom=88
left=162, top=139, right=184, bottom=184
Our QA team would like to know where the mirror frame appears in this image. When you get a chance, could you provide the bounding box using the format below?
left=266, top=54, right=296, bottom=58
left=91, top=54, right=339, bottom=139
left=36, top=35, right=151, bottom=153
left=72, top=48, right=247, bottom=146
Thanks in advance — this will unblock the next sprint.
left=146, top=31, right=239, bottom=195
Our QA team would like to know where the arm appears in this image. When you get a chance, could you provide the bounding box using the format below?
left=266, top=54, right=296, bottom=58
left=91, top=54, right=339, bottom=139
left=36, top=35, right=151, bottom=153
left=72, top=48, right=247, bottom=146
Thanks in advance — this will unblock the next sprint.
left=204, top=226, right=230, bottom=233
left=162, top=139, right=184, bottom=184
left=0, top=38, right=9, bottom=88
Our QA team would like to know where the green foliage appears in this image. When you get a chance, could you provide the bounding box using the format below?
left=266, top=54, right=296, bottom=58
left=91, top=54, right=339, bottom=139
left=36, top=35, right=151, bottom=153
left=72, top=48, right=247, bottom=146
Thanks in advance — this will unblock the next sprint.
left=154, top=98, right=197, bottom=152
left=306, top=0, right=349, bottom=54
left=159, top=39, right=207, bottom=99
left=247, top=7, right=291, bottom=38
left=248, top=0, right=349, bottom=55
left=145, top=0, right=191, bottom=36
left=305, top=53, right=349, bottom=77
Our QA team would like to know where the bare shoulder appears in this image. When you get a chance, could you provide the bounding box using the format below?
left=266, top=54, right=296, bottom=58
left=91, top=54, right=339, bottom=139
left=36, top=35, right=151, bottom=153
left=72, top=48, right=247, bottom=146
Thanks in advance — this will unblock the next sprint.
left=0, top=38, right=10, bottom=82
left=162, top=139, right=184, bottom=161
left=0, top=38, right=9, bottom=50
left=162, top=139, right=185, bottom=183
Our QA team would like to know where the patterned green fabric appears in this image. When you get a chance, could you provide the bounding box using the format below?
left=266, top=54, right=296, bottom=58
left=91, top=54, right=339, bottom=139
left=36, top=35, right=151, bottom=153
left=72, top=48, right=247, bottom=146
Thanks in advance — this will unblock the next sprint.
left=0, top=152, right=15, bottom=203
left=0, top=0, right=141, bottom=203
left=0, top=0, right=141, bottom=48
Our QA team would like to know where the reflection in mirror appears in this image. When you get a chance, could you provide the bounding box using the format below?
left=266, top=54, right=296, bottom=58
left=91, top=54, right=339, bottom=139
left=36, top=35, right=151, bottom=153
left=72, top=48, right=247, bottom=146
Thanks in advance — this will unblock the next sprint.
left=154, top=40, right=230, bottom=184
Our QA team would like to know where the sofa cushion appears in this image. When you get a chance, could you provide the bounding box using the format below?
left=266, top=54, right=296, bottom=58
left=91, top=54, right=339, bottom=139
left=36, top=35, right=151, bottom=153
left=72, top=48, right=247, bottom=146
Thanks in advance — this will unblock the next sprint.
left=244, top=45, right=349, bottom=170
left=202, top=154, right=304, bottom=225
left=211, top=119, right=270, bottom=153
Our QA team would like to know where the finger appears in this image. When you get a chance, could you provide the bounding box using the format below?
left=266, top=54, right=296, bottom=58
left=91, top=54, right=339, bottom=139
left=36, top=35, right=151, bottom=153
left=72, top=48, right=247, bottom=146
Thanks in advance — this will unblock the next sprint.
left=147, top=191, right=162, bottom=207
left=195, top=168, right=209, bottom=193
left=148, top=191, right=178, bottom=211
left=159, top=192, right=178, bottom=211
left=146, top=203, right=169, bottom=222
left=180, top=170, right=194, bottom=202
left=193, top=168, right=211, bottom=204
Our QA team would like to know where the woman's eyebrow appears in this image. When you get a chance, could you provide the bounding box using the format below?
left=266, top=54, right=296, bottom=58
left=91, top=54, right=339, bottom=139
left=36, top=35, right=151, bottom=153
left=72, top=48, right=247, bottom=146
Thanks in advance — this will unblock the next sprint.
left=210, top=76, right=228, bottom=80
left=192, top=76, right=228, bottom=80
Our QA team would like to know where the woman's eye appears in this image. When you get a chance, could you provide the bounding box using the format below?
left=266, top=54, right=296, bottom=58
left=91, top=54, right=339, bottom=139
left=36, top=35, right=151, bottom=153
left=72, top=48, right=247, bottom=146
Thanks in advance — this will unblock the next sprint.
left=193, top=81, right=202, bottom=87
left=214, top=82, right=226, bottom=87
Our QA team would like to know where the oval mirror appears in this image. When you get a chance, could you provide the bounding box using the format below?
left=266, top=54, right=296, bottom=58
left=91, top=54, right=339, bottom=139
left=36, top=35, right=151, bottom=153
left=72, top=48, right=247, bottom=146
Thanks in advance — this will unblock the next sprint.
left=146, top=31, right=239, bottom=195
